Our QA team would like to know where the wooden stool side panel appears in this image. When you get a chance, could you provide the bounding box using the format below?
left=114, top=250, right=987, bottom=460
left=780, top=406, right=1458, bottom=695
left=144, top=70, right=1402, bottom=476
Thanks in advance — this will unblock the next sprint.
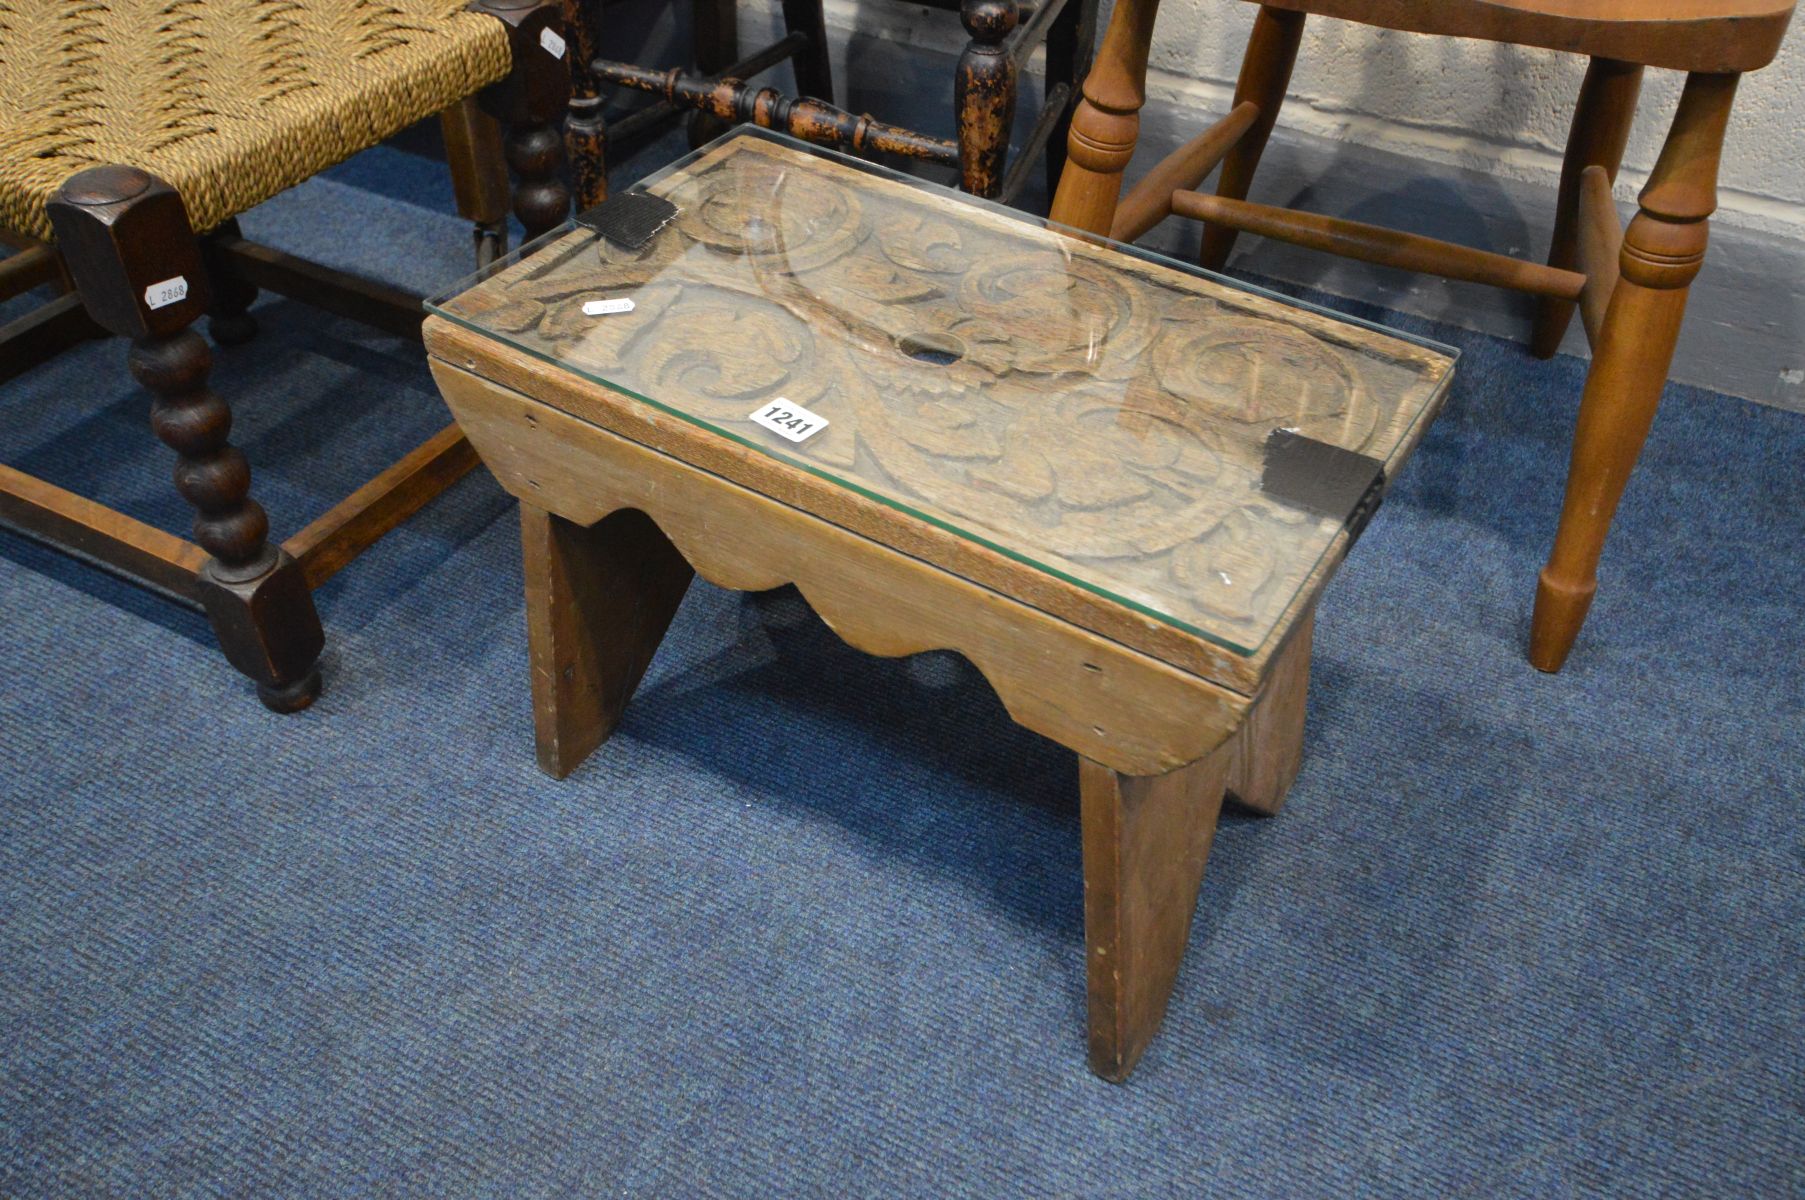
left=423, top=316, right=1377, bottom=694
left=430, top=357, right=1255, bottom=777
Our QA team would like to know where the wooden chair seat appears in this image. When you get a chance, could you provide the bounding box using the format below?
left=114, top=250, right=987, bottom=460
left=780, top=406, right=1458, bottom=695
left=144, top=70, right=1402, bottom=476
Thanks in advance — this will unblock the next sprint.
left=0, top=0, right=515, bottom=243
left=1249, top=0, right=1794, bottom=71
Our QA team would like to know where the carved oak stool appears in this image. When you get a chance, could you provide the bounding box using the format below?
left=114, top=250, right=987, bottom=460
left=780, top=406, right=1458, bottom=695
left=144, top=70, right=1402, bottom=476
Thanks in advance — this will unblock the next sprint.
left=424, top=131, right=1455, bottom=1080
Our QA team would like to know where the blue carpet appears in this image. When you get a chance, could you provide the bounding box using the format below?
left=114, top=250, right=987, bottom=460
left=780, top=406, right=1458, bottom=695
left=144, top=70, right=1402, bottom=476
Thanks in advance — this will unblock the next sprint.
left=2, top=143, right=1802, bottom=1199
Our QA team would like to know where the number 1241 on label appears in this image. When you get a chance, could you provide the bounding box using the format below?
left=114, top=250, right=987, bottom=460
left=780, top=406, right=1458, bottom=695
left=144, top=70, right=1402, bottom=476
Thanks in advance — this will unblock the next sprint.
left=750, top=399, right=829, bottom=443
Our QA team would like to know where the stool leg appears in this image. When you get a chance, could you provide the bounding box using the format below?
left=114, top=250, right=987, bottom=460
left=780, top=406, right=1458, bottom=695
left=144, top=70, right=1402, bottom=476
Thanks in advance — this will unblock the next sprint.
left=1081, top=741, right=1232, bottom=1082
left=47, top=167, right=324, bottom=712
left=1197, top=5, right=1303, bottom=271
left=781, top=0, right=835, bottom=102
left=956, top=0, right=1020, bottom=198
left=1225, top=606, right=1311, bottom=816
left=475, top=0, right=574, bottom=242
left=1531, top=72, right=1738, bottom=672
left=1531, top=58, right=1643, bottom=359
left=522, top=504, right=693, bottom=778
left=201, top=218, right=258, bottom=346
left=442, top=98, right=514, bottom=265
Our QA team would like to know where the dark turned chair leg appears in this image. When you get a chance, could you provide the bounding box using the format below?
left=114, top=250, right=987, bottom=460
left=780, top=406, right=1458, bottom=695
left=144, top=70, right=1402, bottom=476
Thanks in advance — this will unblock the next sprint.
left=474, top=0, right=574, bottom=242
left=1044, top=0, right=1099, bottom=206
left=688, top=0, right=740, bottom=148
left=201, top=217, right=259, bottom=346
left=780, top=0, right=835, bottom=102
left=956, top=0, right=1019, bottom=198
left=47, top=166, right=325, bottom=713
left=561, top=0, right=608, bottom=210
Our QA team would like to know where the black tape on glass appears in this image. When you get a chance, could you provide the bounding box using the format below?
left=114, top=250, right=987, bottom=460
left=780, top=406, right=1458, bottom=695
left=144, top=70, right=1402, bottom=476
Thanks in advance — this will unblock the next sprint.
left=1259, top=428, right=1388, bottom=545
left=576, top=191, right=679, bottom=250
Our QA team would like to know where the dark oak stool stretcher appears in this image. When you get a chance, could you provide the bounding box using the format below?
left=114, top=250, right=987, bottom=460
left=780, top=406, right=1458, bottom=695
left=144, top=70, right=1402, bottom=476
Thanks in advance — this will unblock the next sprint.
left=425, top=131, right=1455, bottom=1080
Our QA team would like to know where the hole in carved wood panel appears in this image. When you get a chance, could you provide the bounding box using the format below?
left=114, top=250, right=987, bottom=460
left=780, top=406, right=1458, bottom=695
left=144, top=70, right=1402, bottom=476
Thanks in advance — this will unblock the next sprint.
left=896, top=332, right=965, bottom=365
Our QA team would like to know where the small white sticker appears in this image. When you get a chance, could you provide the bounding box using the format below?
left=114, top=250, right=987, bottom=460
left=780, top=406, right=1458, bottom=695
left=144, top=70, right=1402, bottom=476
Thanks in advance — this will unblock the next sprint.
left=144, top=276, right=188, bottom=310
left=540, top=27, right=566, bottom=58
left=750, top=398, right=828, bottom=443
left=581, top=298, right=635, bottom=316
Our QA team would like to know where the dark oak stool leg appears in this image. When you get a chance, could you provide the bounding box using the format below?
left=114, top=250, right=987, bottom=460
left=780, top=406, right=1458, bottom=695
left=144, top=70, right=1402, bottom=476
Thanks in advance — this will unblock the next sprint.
left=442, top=97, right=514, bottom=266
left=474, top=0, right=574, bottom=242
left=781, top=0, right=835, bottom=102
left=522, top=504, right=693, bottom=778
left=1081, top=742, right=1232, bottom=1082
left=48, top=166, right=324, bottom=712
left=561, top=0, right=609, bottom=210
left=1531, top=58, right=1643, bottom=359
left=1531, top=72, right=1737, bottom=672
left=956, top=0, right=1020, bottom=198
left=201, top=217, right=259, bottom=346
left=1197, top=4, right=1304, bottom=272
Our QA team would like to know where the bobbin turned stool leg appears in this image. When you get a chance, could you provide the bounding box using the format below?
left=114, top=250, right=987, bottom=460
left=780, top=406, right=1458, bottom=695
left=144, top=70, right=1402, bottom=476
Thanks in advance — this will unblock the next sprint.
left=956, top=0, right=1020, bottom=198
left=47, top=167, right=325, bottom=712
left=474, top=0, right=574, bottom=242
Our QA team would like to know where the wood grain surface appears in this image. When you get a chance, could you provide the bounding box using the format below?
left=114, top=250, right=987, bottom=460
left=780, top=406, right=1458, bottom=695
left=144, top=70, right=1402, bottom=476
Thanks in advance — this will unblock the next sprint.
left=434, top=134, right=1454, bottom=669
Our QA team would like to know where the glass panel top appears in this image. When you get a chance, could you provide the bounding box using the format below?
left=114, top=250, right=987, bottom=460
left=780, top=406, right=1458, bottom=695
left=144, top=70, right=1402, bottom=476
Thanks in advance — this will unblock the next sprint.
left=429, top=129, right=1456, bottom=657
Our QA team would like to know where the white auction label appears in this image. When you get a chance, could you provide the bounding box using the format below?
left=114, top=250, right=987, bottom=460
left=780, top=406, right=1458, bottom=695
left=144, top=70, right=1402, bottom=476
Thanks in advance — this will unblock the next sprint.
left=540, top=27, right=566, bottom=58
left=750, top=398, right=828, bottom=443
left=581, top=298, right=635, bottom=316
left=143, top=276, right=188, bottom=310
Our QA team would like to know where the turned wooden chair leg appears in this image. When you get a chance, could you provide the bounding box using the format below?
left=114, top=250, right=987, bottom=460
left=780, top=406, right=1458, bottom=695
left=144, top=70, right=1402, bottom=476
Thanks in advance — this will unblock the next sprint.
left=781, top=0, right=836, bottom=102
left=1531, top=72, right=1738, bottom=672
left=442, top=97, right=514, bottom=265
left=956, top=0, right=1020, bottom=198
left=47, top=167, right=325, bottom=712
left=1047, top=0, right=1160, bottom=233
left=1081, top=742, right=1232, bottom=1082
left=522, top=504, right=692, bottom=778
left=475, top=0, right=574, bottom=242
left=688, top=0, right=741, bottom=148
left=1197, top=4, right=1304, bottom=271
left=200, top=217, right=258, bottom=346
left=560, top=0, right=608, bottom=211
left=1044, top=0, right=1100, bottom=205
left=1530, top=58, right=1643, bottom=359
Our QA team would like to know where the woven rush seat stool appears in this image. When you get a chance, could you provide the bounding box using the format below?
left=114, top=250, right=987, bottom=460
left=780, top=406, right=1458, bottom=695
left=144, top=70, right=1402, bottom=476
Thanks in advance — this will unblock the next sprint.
left=423, top=130, right=1456, bottom=1081
left=0, top=0, right=574, bottom=709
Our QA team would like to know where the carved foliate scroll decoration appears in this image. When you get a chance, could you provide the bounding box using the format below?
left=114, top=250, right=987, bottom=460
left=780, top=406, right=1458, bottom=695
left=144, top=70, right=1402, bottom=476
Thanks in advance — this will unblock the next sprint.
left=445, top=139, right=1451, bottom=645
